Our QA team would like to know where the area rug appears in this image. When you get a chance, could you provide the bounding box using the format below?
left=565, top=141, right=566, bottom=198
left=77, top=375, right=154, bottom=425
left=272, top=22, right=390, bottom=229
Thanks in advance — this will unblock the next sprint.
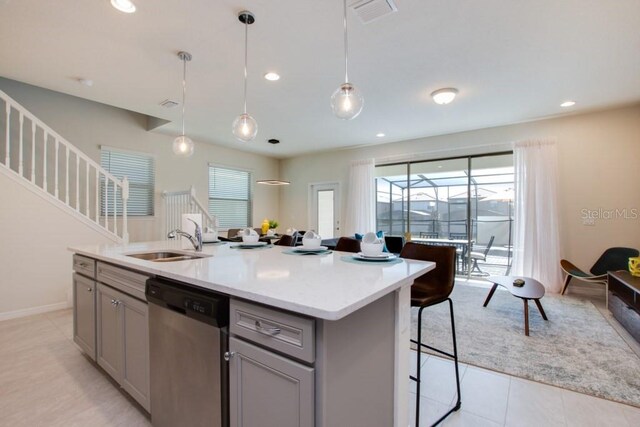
left=411, top=283, right=640, bottom=408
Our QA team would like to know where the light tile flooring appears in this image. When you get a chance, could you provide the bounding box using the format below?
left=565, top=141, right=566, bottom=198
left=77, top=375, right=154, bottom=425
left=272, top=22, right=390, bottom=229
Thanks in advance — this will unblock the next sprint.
left=1, top=309, right=639, bottom=426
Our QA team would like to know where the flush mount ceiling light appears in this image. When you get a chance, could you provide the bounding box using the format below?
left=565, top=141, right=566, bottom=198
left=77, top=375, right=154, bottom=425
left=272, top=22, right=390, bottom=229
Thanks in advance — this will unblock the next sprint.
left=172, top=51, right=194, bottom=157
left=431, top=88, right=458, bottom=105
left=110, top=0, right=136, bottom=13
left=264, top=72, right=280, bottom=81
left=256, top=180, right=291, bottom=186
left=376, top=132, right=385, bottom=138
left=232, top=11, right=258, bottom=142
left=331, top=0, right=364, bottom=120
left=560, top=100, right=576, bottom=107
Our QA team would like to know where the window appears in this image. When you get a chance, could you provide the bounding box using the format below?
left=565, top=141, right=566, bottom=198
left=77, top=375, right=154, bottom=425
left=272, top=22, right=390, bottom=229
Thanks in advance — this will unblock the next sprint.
left=100, top=147, right=155, bottom=216
left=208, top=165, right=252, bottom=228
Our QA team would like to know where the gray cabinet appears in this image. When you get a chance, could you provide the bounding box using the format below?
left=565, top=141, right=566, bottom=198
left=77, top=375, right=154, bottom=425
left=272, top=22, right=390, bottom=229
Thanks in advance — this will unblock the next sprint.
left=229, top=336, right=314, bottom=427
left=97, top=283, right=150, bottom=412
left=73, top=273, right=96, bottom=360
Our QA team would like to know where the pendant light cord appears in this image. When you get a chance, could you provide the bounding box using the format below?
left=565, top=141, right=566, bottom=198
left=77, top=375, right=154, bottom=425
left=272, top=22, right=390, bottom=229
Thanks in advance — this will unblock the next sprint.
left=181, top=56, right=187, bottom=136
left=343, top=0, right=349, bottom=83
left=243, top=20, right=249, bottom=114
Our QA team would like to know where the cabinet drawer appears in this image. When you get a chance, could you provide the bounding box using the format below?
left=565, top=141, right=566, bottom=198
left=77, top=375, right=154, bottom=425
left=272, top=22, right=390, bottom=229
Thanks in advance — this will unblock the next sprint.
left=73, top=254, right=96, bottom=279
left=609, top=291, right=640, bottom=343
left=230, top=299, right=315, bottom=364
left=97, top=262, right=149, bottom=301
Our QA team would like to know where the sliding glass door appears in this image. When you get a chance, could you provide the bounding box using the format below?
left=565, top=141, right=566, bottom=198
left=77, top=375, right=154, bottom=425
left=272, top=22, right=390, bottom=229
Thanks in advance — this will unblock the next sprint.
left=375, top=153, right=513, bottom=276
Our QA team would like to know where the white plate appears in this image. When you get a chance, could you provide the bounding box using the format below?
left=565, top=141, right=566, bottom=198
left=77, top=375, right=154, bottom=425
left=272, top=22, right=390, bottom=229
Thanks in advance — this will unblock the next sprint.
left=238, top=242, right=268, bottom=247
left=203, top=238, right=220, bottom=243
left=354, top=253, right=397, bottom=261
left=294, top=246, right=328, bottom=252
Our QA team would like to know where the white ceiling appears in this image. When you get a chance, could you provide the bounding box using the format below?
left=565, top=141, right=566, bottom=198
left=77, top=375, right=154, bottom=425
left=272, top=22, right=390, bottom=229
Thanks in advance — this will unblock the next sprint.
left=1, top=0, right=639, bottom=159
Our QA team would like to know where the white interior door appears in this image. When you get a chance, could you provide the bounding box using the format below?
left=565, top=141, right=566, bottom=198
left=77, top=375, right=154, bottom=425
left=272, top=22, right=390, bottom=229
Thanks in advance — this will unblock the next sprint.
left=310, top=183, right=340, bottom=239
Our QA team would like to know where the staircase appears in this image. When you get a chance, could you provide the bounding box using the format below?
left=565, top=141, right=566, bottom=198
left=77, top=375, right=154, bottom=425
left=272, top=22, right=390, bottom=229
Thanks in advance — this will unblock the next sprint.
left=0, top=90, right=128, bottom=243
left=162, top=186, right=217, bottom=237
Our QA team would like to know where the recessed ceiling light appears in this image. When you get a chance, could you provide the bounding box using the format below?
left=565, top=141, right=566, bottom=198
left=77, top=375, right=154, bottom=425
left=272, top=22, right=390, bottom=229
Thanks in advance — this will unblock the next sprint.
left=431, top=88, right=458, bottom=105
left=376, top=133, right=385, bottom=138
left=264, top=72, right=280, bottom=81
left=78, top=78, right=93, bottom=87
left=560, top=100, right=576, bottom=107
left=110, top=0, right=136, bottom=13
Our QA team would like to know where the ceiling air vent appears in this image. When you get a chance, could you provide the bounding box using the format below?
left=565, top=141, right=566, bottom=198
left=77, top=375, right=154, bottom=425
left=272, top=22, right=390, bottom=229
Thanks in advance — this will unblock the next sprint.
left=349, top=0, right=397, bottom=24
left=159, top=99, right=179, bottom=108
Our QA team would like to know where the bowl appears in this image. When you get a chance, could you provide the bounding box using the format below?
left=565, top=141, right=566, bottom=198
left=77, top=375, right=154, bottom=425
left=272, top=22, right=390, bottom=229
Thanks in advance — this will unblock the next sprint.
left=202, top=231, right=218, bottom=242
left=242, top=234, right=260, bottom=243
left=361, top=242, right=384, bottom=256
left=302, top=237, right=322, bottom=248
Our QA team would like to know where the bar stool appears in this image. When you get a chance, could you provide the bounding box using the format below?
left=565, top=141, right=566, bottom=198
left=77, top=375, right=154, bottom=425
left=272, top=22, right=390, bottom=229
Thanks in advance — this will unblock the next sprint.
left=400, top=243, right=461, bottom=426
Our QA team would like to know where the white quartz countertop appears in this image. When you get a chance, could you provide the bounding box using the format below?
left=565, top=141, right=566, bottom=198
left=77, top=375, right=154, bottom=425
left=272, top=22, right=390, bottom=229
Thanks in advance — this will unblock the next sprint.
left=69, top=240, right=434, bottom=320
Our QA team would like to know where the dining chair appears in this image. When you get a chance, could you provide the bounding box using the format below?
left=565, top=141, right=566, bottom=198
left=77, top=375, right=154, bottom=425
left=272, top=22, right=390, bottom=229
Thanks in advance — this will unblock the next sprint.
left=419, top=232, right=439, bottom=239
left=400, top=242, right=461, bottom=427
left=334, top=237, right=361, bottom=253
left=227, top=228, right=242, bottom=239
left=384, top=235, right=405, bottom=254
left=274, top=232, right=298, bottom=247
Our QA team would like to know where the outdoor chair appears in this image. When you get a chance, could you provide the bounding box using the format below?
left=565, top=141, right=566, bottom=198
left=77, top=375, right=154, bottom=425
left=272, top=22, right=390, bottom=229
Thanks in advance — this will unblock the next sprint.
left=419, top=232, right=439, bottom=239
left=561, top=247, right=639, bottom=295
left=400, top=243, right=461, bottom=426
left=470, top=235, right=495, bottom=275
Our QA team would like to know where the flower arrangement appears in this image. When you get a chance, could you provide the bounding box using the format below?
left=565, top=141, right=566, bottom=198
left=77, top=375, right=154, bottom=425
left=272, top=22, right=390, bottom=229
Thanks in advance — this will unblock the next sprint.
left=268, top=219, right=279, bottom=230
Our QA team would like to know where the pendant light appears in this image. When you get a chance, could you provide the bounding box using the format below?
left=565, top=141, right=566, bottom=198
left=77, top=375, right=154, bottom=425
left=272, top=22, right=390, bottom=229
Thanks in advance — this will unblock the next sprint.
left=331, top=0, right=363, bottom=120
left=232, top=11, right=258, bottom=142
left=173, top=51, right=195, bottom=157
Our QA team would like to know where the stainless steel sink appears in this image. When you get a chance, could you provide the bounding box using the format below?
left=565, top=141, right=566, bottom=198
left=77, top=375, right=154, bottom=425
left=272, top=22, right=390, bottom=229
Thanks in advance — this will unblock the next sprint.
left=126, top=251, right=211, bottom=262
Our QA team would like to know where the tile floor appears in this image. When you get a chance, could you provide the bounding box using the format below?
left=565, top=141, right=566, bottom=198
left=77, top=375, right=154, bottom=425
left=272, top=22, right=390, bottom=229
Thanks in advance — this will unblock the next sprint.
left=1, top=308, right=639, bottom=426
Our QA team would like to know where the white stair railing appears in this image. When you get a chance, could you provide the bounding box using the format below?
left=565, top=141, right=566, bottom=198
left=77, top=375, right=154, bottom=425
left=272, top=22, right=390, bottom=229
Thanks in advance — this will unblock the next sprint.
left=162, top=186, right=216, bottom=237
left=0, top=90, right=128, bottom=243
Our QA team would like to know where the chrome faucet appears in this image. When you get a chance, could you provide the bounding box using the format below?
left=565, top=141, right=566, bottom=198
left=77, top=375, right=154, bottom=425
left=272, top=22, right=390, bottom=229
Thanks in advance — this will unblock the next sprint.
left=167, top=218, right=202, bottom=252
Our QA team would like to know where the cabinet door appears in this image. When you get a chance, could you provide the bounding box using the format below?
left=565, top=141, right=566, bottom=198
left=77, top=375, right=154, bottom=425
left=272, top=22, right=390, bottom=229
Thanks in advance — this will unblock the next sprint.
left=96, top=283, right=123, bottom=382
left=229, top=337, right=314, bottom=427
left=73, top=274, right=96, bottom=361
left=120, top=293, right=150, bottom=412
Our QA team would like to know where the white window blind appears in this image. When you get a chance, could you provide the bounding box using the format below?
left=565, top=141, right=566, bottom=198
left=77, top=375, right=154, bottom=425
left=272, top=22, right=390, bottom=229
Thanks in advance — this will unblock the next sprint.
left=208, top=165, right=252, bottom=228
left=100, top=148, right=155, bottom=216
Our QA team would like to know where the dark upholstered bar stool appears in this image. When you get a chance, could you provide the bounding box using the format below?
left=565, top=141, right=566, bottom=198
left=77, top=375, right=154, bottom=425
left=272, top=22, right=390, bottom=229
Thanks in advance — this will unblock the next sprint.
left=274, top=232, right=298, bottom=247
left=334, top=237, right=362, bottom=253
left=400, top=243, right=461, bottom=427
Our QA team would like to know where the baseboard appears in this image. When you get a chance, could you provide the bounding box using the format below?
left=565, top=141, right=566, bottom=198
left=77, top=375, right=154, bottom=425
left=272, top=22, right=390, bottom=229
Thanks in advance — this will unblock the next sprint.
left=0, top=301, right=70, bottom=322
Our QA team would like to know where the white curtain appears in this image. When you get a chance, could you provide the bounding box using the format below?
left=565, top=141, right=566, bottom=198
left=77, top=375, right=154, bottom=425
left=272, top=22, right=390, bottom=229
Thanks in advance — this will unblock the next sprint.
left=512, top=139, right=563, bottom=293
left=344, top=158, right=376, bottom=236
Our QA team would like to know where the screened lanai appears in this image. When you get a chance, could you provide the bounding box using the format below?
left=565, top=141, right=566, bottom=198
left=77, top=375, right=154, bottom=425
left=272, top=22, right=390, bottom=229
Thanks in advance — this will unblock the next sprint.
left=375, top=154, right=514, bottom=276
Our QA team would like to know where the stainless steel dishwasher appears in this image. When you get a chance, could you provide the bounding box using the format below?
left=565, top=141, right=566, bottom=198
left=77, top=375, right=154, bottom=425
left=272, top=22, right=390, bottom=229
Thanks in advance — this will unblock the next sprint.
left=146, top=277, right=229, bottom=427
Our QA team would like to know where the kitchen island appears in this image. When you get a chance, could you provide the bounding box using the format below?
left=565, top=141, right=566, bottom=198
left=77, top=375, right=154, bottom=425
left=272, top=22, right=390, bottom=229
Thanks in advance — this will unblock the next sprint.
left=70, top=240, right=434, bottom=427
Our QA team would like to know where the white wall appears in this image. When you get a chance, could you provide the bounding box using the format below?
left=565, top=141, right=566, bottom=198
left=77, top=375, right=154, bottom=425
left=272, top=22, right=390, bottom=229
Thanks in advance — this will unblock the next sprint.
left=0, top=170, right=116, bottom=319
left=280, top=105, right=640, bottom=274
left=0, top=77, right=281, bottom=241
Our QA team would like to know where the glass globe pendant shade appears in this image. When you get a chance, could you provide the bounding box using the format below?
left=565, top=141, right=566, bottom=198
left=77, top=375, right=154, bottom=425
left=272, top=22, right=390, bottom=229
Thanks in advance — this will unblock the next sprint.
left=232, top=113, right=258, bottom=142
left=172, top=135, right=194, bottom=157
left=331, top=83, right=364, bottom=120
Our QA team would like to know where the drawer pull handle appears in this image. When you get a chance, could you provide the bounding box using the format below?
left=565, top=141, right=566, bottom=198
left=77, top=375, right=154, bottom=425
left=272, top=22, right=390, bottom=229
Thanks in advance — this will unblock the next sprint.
left=255, top=320, right=281, bottom=336
left=87, top=287, right=92, bottom=292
